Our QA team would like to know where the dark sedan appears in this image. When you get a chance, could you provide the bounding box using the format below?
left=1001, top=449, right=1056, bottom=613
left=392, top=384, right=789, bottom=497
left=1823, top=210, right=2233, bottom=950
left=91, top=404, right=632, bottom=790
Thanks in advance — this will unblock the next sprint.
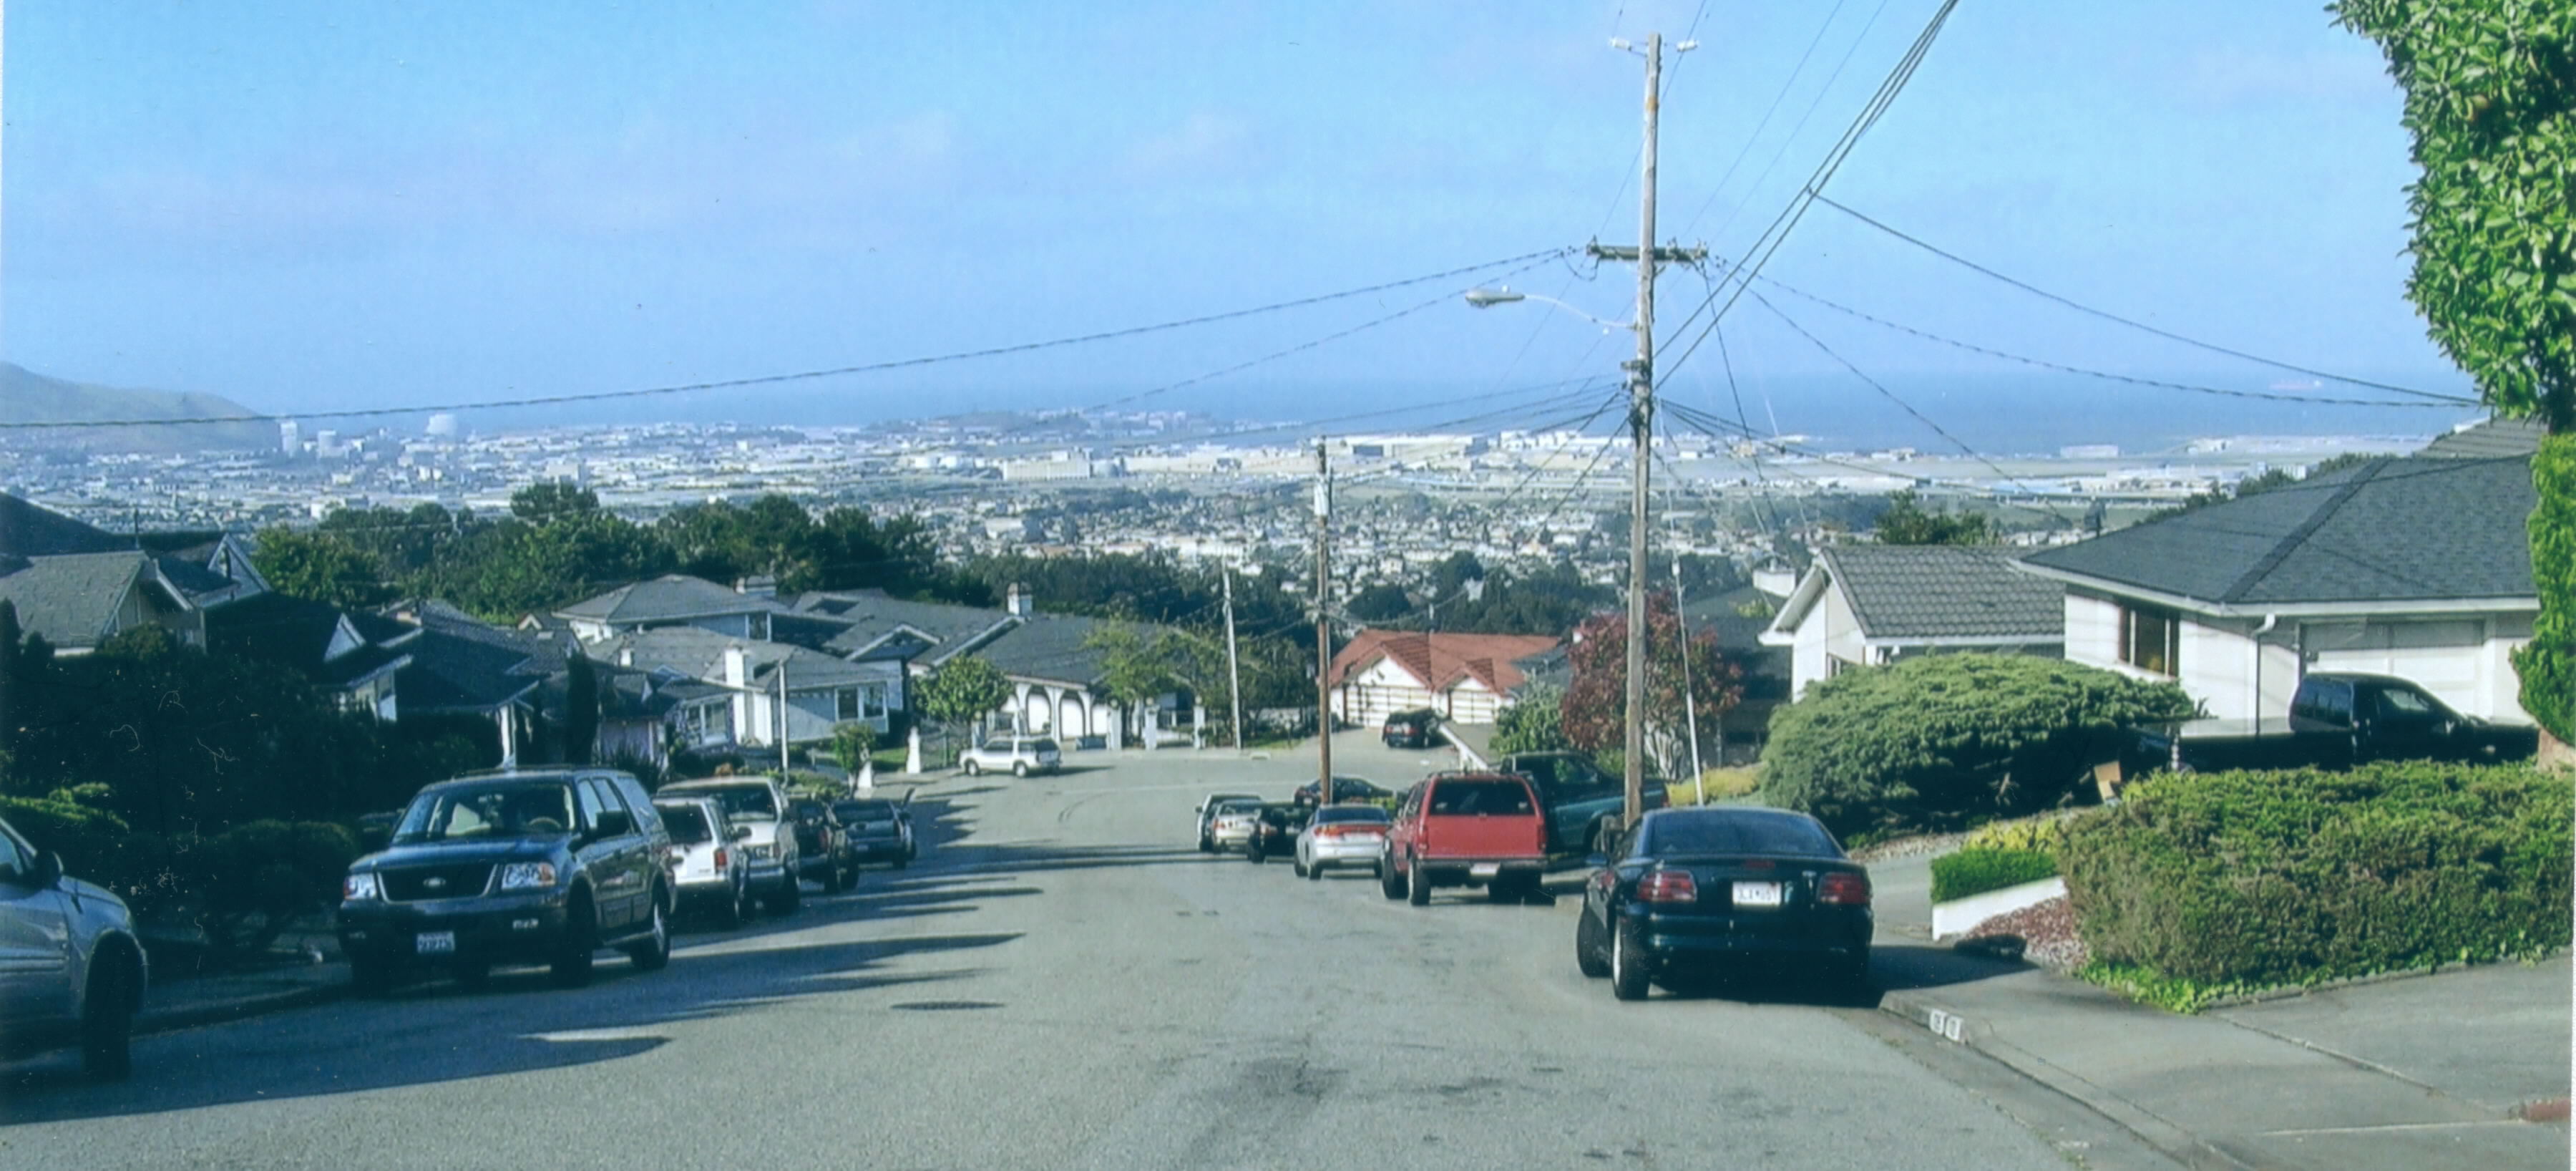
left=1291, top=776, right=1391, bottom=807
left=1574, top=807, right=1871, bottom=1001
left=831, top=798, right=916, bottom=868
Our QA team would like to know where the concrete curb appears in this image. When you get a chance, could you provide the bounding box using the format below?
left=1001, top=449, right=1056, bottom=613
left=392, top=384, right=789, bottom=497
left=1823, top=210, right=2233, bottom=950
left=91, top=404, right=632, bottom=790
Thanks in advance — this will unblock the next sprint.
left=2192, top=946, right=2573, bottom=1011
left=136, top=972, right=349, bottom=1038
left=1875, top=986, right=2253, bottom=1170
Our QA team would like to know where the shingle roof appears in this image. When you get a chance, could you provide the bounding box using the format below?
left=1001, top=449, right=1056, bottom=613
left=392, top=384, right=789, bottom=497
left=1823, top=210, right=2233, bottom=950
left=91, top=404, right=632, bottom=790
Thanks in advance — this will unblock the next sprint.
left=2019, top=456, right=2536, bottom=608
left=206, top=592, right=408, bottom=688
left=595, top=626, right=894, bottom=691
left=2419, top=416, right=2545, bottom=459
left=974, top=615, right=1120, bottom=688
left=797, top=592, right=1014, bottom=660
left=0, top=493, right=127, bottom=558
left=0, top=551, right=157, bottom=649
left=1818, top=545, right=2064, bottom=640
left=556, top=574, right=787, bottom=624
left=399, top=629, right=545, bottom=712
left=1325, top=630, right=1563, bottom=695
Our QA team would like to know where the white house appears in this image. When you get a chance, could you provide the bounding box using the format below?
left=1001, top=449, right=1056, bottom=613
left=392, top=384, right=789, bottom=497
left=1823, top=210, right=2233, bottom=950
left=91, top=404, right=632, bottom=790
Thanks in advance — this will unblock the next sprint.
left=1326, top=630, right=1562, bottom=728
left=2016, top=446, right=2539, bottom=726
left=1760, top=545, right=2065, bottom=699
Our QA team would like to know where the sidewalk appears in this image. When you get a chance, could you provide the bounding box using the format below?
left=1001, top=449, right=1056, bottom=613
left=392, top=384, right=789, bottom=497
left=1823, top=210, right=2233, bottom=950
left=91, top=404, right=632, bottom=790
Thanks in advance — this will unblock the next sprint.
left=135, top=960, right=348, bottom=1037
left=1867, top=853, right=2572, bottom=1170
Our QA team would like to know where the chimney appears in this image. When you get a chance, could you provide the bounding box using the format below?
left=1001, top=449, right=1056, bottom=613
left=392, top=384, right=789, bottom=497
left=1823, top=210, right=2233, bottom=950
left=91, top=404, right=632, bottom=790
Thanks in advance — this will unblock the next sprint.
left=1006, top=583, right=1032, bottom=618
left=736, top=575, right=778, bottom=598
left=723, top=644, right=749, bottom=687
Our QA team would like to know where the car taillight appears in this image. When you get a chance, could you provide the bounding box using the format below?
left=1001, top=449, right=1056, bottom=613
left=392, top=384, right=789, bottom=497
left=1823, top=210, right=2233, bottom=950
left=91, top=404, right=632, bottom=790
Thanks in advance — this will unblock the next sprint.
left=1818, top=871, right=1871, bottom=905
left=1636, top=869, right=1698, bottom=903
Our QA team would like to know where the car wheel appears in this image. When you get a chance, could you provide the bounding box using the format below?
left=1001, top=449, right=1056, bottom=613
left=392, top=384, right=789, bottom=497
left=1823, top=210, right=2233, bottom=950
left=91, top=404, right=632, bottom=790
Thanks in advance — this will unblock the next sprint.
left=894, top=850, right=912, bottom=869
left=1407, top=855, right=1431, bottom=905
left=1013, top=762, right=1029, bottom=778
left=1575, top=907, right=1611, bottom=978
left=1304, top=858, right=1322, bottom=881
left=823, top=862, right=846, bottom=894
left=79, top=951, right=137, bottom=1081
left=351, top=956, right=395, bottom=998
left=718, top=883, right=745, bottom=930
left=963, top=759, right=981, bottom=776
left=1610, top=918, right=1649, bottom=1001
left=626, top=897, right=671, bottom=971
left=551, top=893, right=597, bottom=988
left=1380, top=854, right=1406, bottom=900
left=1246, top=841, right=1265, bottom=865
left=1197, top=835, right=1213, bottom=854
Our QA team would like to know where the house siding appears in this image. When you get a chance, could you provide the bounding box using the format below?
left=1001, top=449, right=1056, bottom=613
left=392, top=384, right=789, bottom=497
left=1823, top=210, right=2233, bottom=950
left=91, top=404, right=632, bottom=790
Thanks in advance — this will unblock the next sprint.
left=1785, top=580, right=1868, bottom=699
left=1335, top=657, right=1434, bottom=727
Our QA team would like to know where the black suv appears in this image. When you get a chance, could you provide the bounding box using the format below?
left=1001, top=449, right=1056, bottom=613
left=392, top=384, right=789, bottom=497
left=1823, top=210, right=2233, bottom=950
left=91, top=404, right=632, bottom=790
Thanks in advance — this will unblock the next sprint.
left=338, top=769, right=675, bottom=993
left=789, top=797, right=857, bottom=893
left=1382, top=709, right=1441, bottom=749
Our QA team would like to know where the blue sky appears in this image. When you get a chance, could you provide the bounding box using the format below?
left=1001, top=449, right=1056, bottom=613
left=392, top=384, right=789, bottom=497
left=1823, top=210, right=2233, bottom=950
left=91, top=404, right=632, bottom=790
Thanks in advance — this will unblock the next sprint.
left=0, top=1, right=2484, bottom=442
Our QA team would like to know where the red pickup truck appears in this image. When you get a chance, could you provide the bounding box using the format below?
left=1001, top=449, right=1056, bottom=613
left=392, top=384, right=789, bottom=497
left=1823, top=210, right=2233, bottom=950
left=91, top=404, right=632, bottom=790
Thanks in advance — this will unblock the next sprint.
left=1377, top=772, right=1550, bottom=906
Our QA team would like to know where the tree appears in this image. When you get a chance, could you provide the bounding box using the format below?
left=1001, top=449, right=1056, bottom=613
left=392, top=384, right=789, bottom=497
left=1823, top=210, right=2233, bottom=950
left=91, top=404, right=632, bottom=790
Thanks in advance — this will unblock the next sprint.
left=2336, top=0, right=2574, bottom=752
left=1087, top=621, right=1186, bottom=723
left=562, top=653, right=600, bottom=766
left=917, top=655, right=1013, bottom=734
left=831, top=722, right=878, bottom=774
left=509, top=480, right=600, bottom=524
left=1492, top=681, right=1571, bottom=757
left=1558, top=592, right=1741, bottom=777
left=1873, top=490, right=1992, bottom=545
left=251, top=526, right=395, bottom=609
left=1345, top=583, right=1413, bottom=624
left=1757, top=654, right=2197, bottom=842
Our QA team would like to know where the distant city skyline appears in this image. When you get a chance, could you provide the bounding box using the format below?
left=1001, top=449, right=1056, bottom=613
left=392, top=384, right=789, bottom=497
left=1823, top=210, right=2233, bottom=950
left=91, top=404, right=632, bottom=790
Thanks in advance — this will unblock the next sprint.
left=5, top=2, right=2478, bottom=452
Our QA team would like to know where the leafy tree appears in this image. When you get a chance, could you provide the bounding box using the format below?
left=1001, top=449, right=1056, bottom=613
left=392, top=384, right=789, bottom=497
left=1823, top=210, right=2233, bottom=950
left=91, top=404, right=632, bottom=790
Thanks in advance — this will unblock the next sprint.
left=1492, top=681, right=1571, bottom=757
left=252, top=525, right=395, bottom=609
left=1873, top=490, right=1992, bottom=545
left=917, top=654, right=1013, bottom=733
left=562, top=653, right=599, bottom=766
left=831, top=722, right=879, bottom=773
left=510, top=480, right=601, bottom=524
left=2336, top=0, right=2574, bottom=748
left=1558, top=592, right=1740, bottom=776
left=1345, top=583, right=1413, bottom=624
left=1757, top=653, right=2197, bottom=842
left=1088, top=621, right=1186, bottom=711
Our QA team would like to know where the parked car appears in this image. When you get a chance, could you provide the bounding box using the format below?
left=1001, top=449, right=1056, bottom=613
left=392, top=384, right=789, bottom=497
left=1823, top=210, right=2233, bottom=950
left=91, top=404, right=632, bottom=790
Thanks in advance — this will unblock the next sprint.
left=1243, top=803, right=1310, bottom=864
left=1206, top=799, right=1264, bottom=855
left=788, top=797, right=857, bottom=893
left=2126, top=671, right=2540, bottom=777
left=831, top=797, right=916, bottom=868
left=1195, top=792, right=1262, bottom=852
left=338, top=769, right=675, bottom=993
left=1382, top=708, right=1443, bottom=749
left=1499, top=751, right=1670, bottom=858
left=652, top=795, right=751, bottom=928
left=1290, top=775, right=1392, bottom=807
left=1574, top=807, right=1872, bottom=1001
left=0, top=813, right=148, bottom=1080
left=1378, top=772, right=1550, bottom=905
left=1294, top=805, right=1392, bottom=880
left=960, top=735, right=1063, bottom=777
left=656, top=776, right=801, bottom=914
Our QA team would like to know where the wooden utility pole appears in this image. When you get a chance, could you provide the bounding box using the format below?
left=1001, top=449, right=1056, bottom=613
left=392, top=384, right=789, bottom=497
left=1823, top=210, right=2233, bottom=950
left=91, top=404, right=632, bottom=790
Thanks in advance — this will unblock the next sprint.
left=1589, top=33, right=1704, bottom=825
left=1222, top=565, right=1246, bottom=752
left=778, top=654, right=792, bottom=777
left=1675, top=557, right=1705, bottom=797
left=1314, top=439, right=1334, bottom=797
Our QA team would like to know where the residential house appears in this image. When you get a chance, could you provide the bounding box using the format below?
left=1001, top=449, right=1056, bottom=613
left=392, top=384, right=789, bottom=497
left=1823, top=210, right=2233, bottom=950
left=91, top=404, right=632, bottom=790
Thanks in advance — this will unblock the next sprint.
left=386, top=599, right=562, bottom=765
left=1327, top=630, right=1563, bottom=729
left=0, top=550, right=205, bottom=655
left=205, top=591, right=413, bottom=721
left=1760, top=545, right=2064, bottom=699
left=594, top=626, right=904, bottom=752
left=2016, top=447, right=2539, bottom=725
left=554, top=574, right=789, bottom=643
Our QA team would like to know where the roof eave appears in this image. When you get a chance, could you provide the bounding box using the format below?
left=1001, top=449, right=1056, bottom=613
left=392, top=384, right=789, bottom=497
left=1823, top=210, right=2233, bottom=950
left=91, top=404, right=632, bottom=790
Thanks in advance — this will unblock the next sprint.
left=2019, top=561, right=2539, bottom=620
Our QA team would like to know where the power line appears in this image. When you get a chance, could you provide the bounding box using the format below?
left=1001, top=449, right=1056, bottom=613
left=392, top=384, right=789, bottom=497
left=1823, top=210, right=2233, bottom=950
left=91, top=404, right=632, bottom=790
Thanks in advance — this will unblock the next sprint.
left=1676, top=0, right=1872, bottom=243
left=1805, top=194, right=2469, bottom=404
left=0, top=248, right=1572, bottom=432
left=1751, top=272, right=2482, bottom=409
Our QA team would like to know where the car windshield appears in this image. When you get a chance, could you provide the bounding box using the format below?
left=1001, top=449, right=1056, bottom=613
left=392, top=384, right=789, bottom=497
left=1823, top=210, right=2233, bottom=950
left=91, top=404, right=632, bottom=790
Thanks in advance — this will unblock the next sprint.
left=1313, top=806, right=1390, bottom=825
left=656, top=803, right=713, bottom=844
left=393, top=783, right=576, bottom=844
left=834, top=801, right=897, bottom=821
left=1644, top=812, right=1840, bottom=858
left=1428, top=780, right=1533, bottom=816
left=671, top=784, right=779, bottom=820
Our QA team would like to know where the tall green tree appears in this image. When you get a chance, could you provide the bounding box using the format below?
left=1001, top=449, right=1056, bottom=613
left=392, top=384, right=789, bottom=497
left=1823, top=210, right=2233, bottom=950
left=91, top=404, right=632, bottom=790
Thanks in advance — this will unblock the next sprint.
left=562, top=652, right=600, bottom=766
left=2336, top=0, right=2574, bottom=749
left=1873, top=490, right=1993, bottom=546
left=917, top=654, right=1013, bottom=732
left=251, top=525, right=396, bottom=609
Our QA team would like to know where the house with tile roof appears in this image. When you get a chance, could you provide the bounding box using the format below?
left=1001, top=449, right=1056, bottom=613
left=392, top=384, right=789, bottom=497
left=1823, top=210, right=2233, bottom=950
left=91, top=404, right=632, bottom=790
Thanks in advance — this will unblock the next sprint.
left=1326, top=630, right=1563, bottom=729
left=2018, top=453, right=2538, bottom=725
left=1759, top=545, right=2065, bottom=700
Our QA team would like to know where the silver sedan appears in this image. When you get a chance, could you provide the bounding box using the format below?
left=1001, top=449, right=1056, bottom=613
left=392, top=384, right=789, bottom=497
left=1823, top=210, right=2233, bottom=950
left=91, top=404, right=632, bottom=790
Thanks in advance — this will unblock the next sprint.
left=1293, top=805, right=1392, bottom=880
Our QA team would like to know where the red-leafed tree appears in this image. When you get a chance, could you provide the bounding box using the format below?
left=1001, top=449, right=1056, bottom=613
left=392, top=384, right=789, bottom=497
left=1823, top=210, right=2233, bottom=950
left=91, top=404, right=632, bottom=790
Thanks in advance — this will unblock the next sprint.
left=1559, top=591, right=1742, bottom=776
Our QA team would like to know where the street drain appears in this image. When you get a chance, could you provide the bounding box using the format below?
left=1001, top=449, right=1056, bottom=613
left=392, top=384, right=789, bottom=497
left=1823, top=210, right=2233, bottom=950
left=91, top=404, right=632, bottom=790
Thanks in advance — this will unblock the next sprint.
left=891, top=1000, right=1002, bottom=1011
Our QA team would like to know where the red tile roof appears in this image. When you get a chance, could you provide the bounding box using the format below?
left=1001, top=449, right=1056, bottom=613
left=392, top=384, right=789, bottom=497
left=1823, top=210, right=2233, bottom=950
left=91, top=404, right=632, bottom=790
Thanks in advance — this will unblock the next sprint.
left=1326, top=629, right=1562, bottom=697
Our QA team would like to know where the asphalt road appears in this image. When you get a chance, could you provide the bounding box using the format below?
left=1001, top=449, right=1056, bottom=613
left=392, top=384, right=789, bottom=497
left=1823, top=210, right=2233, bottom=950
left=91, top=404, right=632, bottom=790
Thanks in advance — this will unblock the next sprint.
left=0, top=741, right=2147, bottom=1170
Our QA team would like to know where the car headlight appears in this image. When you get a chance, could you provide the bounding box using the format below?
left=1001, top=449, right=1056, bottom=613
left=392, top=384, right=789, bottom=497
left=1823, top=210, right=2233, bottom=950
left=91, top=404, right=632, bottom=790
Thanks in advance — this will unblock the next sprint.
left=343, top=872, right=381, bottom=901
left=497, top=862, right=558, bottom=890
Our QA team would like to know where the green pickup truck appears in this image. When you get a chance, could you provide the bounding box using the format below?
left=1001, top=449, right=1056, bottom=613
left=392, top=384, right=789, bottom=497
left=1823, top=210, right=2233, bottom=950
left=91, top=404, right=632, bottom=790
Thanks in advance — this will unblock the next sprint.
left=1495, top=751, right=1669, bottom=861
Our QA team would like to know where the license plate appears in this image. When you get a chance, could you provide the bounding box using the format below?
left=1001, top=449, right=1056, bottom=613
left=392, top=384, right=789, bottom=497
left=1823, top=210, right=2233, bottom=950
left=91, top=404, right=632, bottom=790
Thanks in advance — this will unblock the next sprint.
left=415, top=931, right=457, bottom=954
left=1732, top=881, right=1785, bottom=908
left=1470, top=863, right=1501, bottom=878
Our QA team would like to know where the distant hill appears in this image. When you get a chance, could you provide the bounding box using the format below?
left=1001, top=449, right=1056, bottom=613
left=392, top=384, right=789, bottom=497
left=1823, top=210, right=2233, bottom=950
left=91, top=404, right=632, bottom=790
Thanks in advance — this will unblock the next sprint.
left=0, top=363, right=275, bottom=453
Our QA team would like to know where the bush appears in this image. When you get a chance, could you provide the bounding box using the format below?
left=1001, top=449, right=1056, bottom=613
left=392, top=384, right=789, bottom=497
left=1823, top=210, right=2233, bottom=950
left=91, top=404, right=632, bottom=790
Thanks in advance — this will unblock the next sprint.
left=0, top=788, right=132, bottom=878
left=1961, top=815, right=2072, bottom=855
left=1757, top=654, right=2196, bottom=842
left=189, top=820, right=361, bottom=964
left=1665, top=767, right=1763, bottom=806
left=1930, top=847, right=2060, bottom=903
left=2059, top=762, right=2571, bottom=991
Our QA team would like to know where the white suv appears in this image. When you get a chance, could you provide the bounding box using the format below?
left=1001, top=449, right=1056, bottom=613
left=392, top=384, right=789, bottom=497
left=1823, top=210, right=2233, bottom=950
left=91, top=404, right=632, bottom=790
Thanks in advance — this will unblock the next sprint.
left=960, top=736, right=1062, bottom=777
left=0, top=814, right=148, bottom=1080
left=656, top=777, right=802, bottom=914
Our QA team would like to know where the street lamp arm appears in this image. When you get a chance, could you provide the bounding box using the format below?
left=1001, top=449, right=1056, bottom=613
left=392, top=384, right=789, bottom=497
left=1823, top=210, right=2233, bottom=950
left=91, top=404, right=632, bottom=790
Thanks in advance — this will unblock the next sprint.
left=1462, top=286, right=1633, bottom=331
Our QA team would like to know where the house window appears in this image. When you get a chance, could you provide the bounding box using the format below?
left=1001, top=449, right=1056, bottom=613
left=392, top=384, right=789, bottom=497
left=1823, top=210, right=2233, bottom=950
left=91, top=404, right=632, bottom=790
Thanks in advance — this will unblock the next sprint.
left=2120, top=605, right=2180, bottom=676
left=836, top=688, right=861, bottom=721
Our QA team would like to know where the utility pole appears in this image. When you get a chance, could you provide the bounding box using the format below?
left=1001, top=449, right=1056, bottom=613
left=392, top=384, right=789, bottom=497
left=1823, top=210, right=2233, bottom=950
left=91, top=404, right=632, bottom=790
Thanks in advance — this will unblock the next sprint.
left=1589, top=33, right=1704, bottom=826
left=1314, top=439, right=1334, bottom=798
left=1675, top=557, right=1706, bottom=800
left=778, top=655, right=792, bottom=777
left=1222, top=564, right=1245, bottom=753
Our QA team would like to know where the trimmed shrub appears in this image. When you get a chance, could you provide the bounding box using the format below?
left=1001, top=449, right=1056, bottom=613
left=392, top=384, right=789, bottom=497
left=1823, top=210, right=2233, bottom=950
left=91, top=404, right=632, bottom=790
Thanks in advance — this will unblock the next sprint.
left=1930, top=848, right=2060, bottom=903
left=0, top=789, right=132, bottom=877
left=1962, top=815, right=2072, bottom=855
left=2059, top=762, right=2572, bottom=988
left=189, top=820, right=361, bottom=963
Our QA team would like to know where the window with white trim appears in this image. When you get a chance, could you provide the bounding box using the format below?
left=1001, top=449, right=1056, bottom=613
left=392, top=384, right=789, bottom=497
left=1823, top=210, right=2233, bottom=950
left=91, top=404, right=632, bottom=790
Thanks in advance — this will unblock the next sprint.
left=2120, top=604, right=2180, bottom=676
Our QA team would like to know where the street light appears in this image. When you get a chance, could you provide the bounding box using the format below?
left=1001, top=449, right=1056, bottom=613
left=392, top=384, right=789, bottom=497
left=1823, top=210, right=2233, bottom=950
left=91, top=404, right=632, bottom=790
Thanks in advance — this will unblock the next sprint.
left=1463, top=286, right=1632, bottom=331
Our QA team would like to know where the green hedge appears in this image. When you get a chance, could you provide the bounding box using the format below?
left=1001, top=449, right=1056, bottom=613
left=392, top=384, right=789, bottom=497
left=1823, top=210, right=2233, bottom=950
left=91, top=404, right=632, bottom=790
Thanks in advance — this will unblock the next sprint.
left=1930, top=847, right=2060, bottom=903
left=2059, top=762, right=2572, bottom=988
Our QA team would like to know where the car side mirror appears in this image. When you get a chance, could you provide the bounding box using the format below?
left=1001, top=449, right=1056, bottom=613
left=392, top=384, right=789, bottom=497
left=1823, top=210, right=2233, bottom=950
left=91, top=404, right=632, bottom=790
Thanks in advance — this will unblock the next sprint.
left=731, top=825, right=753, bottom=841
left=592, top=810, right=633, bottom=839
